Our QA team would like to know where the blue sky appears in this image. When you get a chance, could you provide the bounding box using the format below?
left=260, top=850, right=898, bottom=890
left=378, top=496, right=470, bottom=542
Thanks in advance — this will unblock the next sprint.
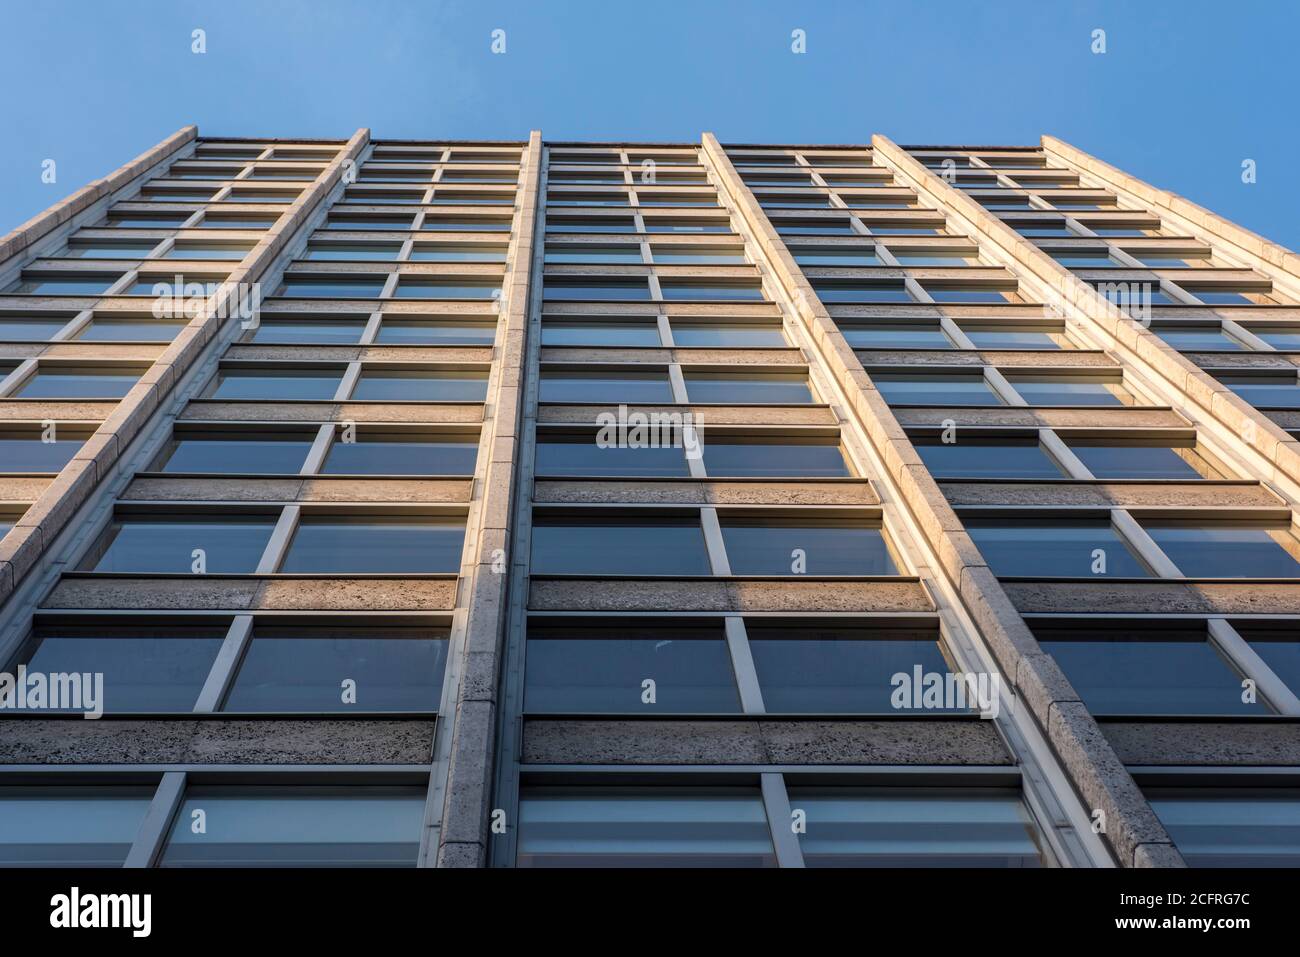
left=1, top=0, right=1294, bottom=248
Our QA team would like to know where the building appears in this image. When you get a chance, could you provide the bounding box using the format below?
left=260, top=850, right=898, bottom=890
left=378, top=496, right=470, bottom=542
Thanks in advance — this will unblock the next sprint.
left=0, top=128, right=1297, bottom=869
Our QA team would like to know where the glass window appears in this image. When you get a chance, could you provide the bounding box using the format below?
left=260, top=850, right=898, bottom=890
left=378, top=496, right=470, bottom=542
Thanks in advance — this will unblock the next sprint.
left=167, top=243, right=252, bottom=260
left=659, top=282, right=764, bottom=302
left=1154, top=327, right=1246, bottom=351
left=874, top=374, right=1001, bottom=406
left=1143, top=524, right=1300, bottom=578
left=0, top=787, right=155, bottom=866
left=814, top=282, right=912, bottom=303
left=15, top=624, right=227, bottom=713
left=155, top=432, right=314, bottom=474
left=205, top=368, right=344, bottom=400
left=15, top=368, right=140, bottom=398
left=320, top=433, right=479, bottom=475
left=1067, top=440, right=1221, bottom=480
left=276, top=278, right=385, bottom=298
left=967, top=520, right=1151, bottom=578
left=524, top=620, right=738, bottom=713
left=325, top=215, right=414, bottom=230
left=392, top=281, right=502, bottom=300
left=0, top=431, right=87, bottom=473
left=1248, top=327, right=1300, bottom=350
left=841, top=324, right=952, bottom=350
left=8, top=275, right=120, bottom=296
left=350, top=370, right=488, bottom=402
left=223, top=627, right=448, bottom=713
left=82, top=515, right=277, bottom=573
left=1009, top=376, right=1133, bottom=407
left=721, top=518, right=896, bottom=575
left=544, top=245, right=643, bottom=264
left=683, top=373, right=813, bottom=404
left=535, top=433, right=689, bottom=477
left=160, top=787, right=426, bottom=867
left=702, top=437, right=850, bottom=477
left=789, top=788, right=1042, bottom=867
left=962, top=327, right=1063, bottom=350
left=516, top=788, right=776, bottom=867
left=543, top=281, right=652, bottom=301
left=544, top=217, right=637, bottom=234
left=249, top=320, right=367, bottom=344
left=64, top=241, right=156, bottom=259
left=531, top=514, right=711, bottom=575
left=408, top=244, right=507, bottom=263
left=280, top=515, right=465, bottom=573
left=915, top=437, right=1064, bottom=479
left=374, top=321, right=496, bottom=345
left=1222, top=375, right=1300, bottom=409
left=75, top=319, right=186, bottom=342
left=1236, top=624, right=1300, bottom=696
left=922, top=286, right=1013, bottom=303
left=791, top=247, right=880, bottom=266
left=420, top=216, right=511, bottom=232
left=747, top=621, right=960, bottom=713
left=670, top=323, right=786, bottom=348
left=0, top=317, right=69, bottom=341
left=540, top=322, right=661, bottom=347
left=1146, top=789, right=1300, bottom=867
left=303, top=244, right=402, bottom=261
left=651, top=248, right=746, bottom=265
left=539, top=371, right=674, bottom=403
left=1037, top=624, right=1261, bottom=715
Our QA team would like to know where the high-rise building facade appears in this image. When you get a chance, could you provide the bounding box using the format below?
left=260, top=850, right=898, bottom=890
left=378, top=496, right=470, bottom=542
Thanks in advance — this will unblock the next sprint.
left=1, top=128, right=1298, bottom=869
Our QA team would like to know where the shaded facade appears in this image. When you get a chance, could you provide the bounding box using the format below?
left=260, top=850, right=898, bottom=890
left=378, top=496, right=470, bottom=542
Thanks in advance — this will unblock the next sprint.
left=0, top=129, right=1297, bottom=868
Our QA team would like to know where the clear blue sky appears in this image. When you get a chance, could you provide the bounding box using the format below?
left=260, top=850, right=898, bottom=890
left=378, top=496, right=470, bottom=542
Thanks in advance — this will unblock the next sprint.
left=2, top=0, right=1294, bottom=248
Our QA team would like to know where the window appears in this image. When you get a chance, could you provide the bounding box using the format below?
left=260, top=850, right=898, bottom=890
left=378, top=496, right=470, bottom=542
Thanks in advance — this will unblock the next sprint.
left=0, top=429, right=87, bottom=473
left=374, top=320, right=497, bottom=345
left=813, top=282, right=911, bottom=303
left=0, top=317, right=69, bottom=340
left=651, top=248, right=746, bottom=265
left=531, top=513, right=711, bottom=575
left=320, top=432, right=479, bottom=475
left=81, top=514, right=277, bottom=573
left=659, top=281, right=764, bottom=302
left=64, top=241, right=156, bottom=259
left=350, top=370, right=489, bottom=402
left=420, top=216, right=511, bottom=232
left=961, top=327, right=1063, bottom=350
left=279, top=515, right=465, bottom=573
left=1142, top=523, right=1300, bottom=578
left=544, top=216, right=636, bottom=234
left=1154, top=327, right=1246, bottom=351
left=1067, top=439, right=1223, bottom=480
left=540, top=321, right=661, bottom=347
left=393, top=280, right=502, bottom=300
left=74, top=319, right=186, bottom=342
left=720, top=517, right=897, bottom=575
left=1036, top=623, right=1262, bottom=715
left=1236, top=623, right=1300, bottom=695
left=966, top=520, right=1151, bottom=578
left=223, top=626, right=448, bottom=713
left=303, top=243, right=402, bottom=261
left=746, top=621, right=960, bottom=713
left=167, top=243, right=252, bottom=261
left=1222, top=375, right=1300, bottom=409
left=1145, top=789, right=1300, bottom=867
left=670, top=323, right=786, bottom=348
left=516, top=789, right=776, bottom=867
left=7, top=275, right=121, bottom=295
left=276, top=278, right=385, bottom=298
left=922, top=285, right=1013, bottom=303
left=249, top=320, right=367, bottom=344
left=543, top=280, right=652, bottom=301
left=914, top=437, right=1064, bottom=479
left=409, top=244, right=507, bottom=263
left=683, top=373, right=813, bottom=404
left=544, top=245, right=643, bottom=264
left=791, top=247, right=880, bottom=266
left=539, top=370, right=674, bottom=403
left=788, top=788, right=1042, bottom=867
left=160, top=787, right=426, bottom=867
left=702, top=436, right=850, bottom=477
left=0, top=787, right=155, bottom=866
left=154, top=430, right=315, bottom=474
left=1008, top=375, right=1134, bottom=407
left=13, top=368, right=139, bottom=399
left=534, top=433, right=689, bottom=477
left=874, top=373, right=1001, bottom=407
left=1247, top=327, right=1300, bottom=350
left=204, top=368, right=344, bottom=401
left=524, top=619, right=739, bottom=713
left=841, top=323, right=952, bottom=350
left=326, top=214, right=414, bottom=230
left=12, top=622, right=228, bottom=712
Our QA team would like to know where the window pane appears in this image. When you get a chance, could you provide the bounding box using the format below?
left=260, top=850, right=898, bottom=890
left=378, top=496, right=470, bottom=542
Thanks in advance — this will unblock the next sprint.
left=539, top=371, right=673, bottom=403
left=915, top=440, right=1063, bottom=479
left=0, top=318, right=68, bottom=340
left=156, top=435, right=314, bottom=474
left=280, top=517, right=465, bottom=573
left=250, top=321, right=366, bottom=344
left=875, top=374, right=1000, bottom=406
left=0, top=435, right=86, bottom=472
left=16, top=371, right=138, bottom=399
left=1223, top=376, right=1300, bottom=409
left=0, top=788, right=154, bottom=866
left=1010, top=377, right=1131, bottom=407
left=747, top=622, right=960, bottom=713
left=161, top=787, right=426, bottom=867
left=670, top=324, right=786, bottom=347
left=524, top=621, right=738, bottom=713
left=517, top=789, right=776, bottom=867
left=223, top=630, right=448, bottom=713
left=703, top=440, right=850, bottom=477
left=374, top=322, right=496, bottom=345
left=1143, top=525, right=1300, bottom=578
left=963, top=329, right=1061, bottom=350
left=684, top=374, right=812, bottom=404
left=320, top=436, right=478, bottom=475
left=351, top=371, right=488, bottom=402
left=18, top=627, right=226, bottom=712
left=393, top=281, right=502, bottom=300
left=789, top=788, right=1042, bottom=867
left=83, top=516, right=276, bottom=573
left=841, top=324, right=952, bottom=350
left=540, top=322, right=661, bottom=347
left=277, top=279, right=385, bottom=298
left=535, top=435, right=689, bottom=477
left=206, top=369, right=343, bottom=400
left=967, top=521, right=1151, bottom=578
left=1037, top=627, right=1261, bottom=715
left=531, top=516, right=710, bottom=575
left=75, top=320, right=186, bottom=342
left=1067, top=442, right=1211, bottom=480
left=1146, top=790, right=1300, bottom=867
left=721, top=520, right=896, bottom=575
